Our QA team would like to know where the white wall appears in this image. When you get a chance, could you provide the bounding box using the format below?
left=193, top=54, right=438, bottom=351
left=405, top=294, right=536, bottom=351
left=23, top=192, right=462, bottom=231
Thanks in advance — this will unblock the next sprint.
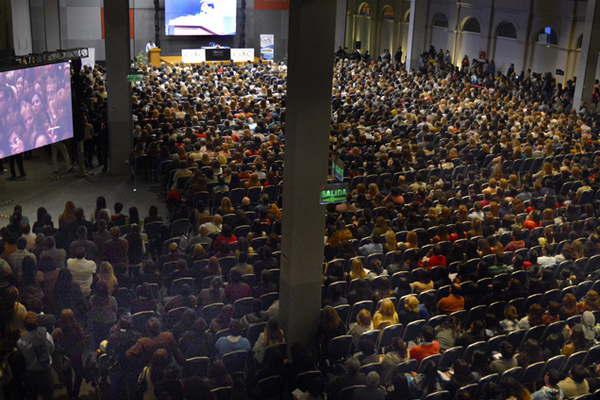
left=457, top=32, right=483, bottom=64
left=494, top=37, right=524, bottom=73
left=10, top=0, right=32, bottom=56
left=431, top=26, right=449, bottom=52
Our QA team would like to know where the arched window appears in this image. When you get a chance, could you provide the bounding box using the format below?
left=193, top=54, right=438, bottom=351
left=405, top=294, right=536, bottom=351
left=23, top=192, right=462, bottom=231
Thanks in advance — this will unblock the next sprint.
left=432, top=13, right=449, bottom=28
left=462, top=17, right=481, bottom=33
left=496, top=22, right=517, bottom=39
left=382, top=5, right=395, bottom=20
left=403, top=9, right=410, bottom=23
left=358, top=2, right=372, bottom=17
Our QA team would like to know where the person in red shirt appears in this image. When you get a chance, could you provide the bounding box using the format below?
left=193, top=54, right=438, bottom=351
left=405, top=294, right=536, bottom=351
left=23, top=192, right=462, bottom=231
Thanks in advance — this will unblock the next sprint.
left=225, top=270, right=252, bottom=303
left=409, top=325, right=441, bottom=362
left=437, top=283, right=465, bottom=314
left=425, top=245, right=447, bottom=269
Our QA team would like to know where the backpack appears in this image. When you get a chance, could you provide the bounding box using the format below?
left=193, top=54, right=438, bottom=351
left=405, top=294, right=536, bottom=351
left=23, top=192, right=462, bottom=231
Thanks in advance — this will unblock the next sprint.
left=29, top=330, right=51, bottom=369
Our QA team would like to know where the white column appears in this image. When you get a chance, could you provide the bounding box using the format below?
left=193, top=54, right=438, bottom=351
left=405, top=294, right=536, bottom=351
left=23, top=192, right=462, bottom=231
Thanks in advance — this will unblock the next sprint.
left=280, top=0, right=336, bottom=346
left=334, top=0, right=348, bottom=51
left=573, top=0, right=600, bottom=111
left=10, top=0, right=32, bottom=55
left=405, top=0, right=427, bottom=71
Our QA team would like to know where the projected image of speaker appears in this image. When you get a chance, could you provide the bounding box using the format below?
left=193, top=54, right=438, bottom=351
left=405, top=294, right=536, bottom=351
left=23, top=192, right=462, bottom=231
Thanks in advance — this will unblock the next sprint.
left=165, top=0, right=237, bottom=36
left=0, top=62, right=74, bottom=160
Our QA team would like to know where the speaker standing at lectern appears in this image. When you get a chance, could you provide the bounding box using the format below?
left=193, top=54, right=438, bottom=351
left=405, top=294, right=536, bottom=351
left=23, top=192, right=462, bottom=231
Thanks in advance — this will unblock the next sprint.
left=145, top=41, right=157, bottom=54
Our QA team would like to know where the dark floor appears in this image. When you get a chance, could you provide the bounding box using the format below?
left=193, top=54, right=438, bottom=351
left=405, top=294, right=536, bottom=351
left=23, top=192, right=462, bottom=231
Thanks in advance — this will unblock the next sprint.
left=0, top=150, right=167, bottom=226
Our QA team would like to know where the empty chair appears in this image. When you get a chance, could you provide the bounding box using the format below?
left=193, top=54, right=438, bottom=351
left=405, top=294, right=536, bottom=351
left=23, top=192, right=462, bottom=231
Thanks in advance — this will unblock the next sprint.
left=418, top=353, right=441, bottom=372
left=184, top=356, right=210, bottom=377
left=296, top=370, right=323, bottom=393
left=211, top=387, right=232, bottom=400
left=456, top=383, right=479, bottom=398
left=501, top=366, right=523, bottom=381
left=584, top=344, right=600, bottom=365
left=132, top=311, right=156, bottom=333
left=467, top=304, right=487, bottom=324
left=522, top=325, right=546, bottom=343
left=545, top=355, right=566, bottom=373
left=438, top=346, right=463, bottom=371
left=378, top=323, right=403, bottom=352
left=222, top=350, right=249, bottom=374
left=520, top=361, right=545, bottom=387
left=233, top=297, right=257, bottom=318
left=359, top=329, right=381, bottom=347
left=567, top=314, right=582, bottom=327
left=170, top=218, right=192, bottom=236
left=395, top=359, right=418, bottom=374
left=339, top=385, right=366, bottom=398
left=543, top=321, right=566, bottom=340
left=479, top=373, right=499, bottom=386
left=257, top=375, right=282, bottom=398
left=562, top=351, right=587, bottom=374
left=171, top=277, right=196, bottom=295
left=359, top=362, right=382, bottom=375
left=506, top=329, right=526, bottom=350
left=327, top=335, right=353, bottom=362
left=423, top=391, right=451, bottom=400
left=403, top=319, right=426, bottom=342
left=201, top=302, right=224, bottom=323
left=462, top=341, right=487, bottom=364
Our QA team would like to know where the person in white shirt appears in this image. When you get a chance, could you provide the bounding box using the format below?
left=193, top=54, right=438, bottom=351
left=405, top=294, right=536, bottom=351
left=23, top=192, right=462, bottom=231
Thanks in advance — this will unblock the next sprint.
left=67, top=246, right=97, bottom=297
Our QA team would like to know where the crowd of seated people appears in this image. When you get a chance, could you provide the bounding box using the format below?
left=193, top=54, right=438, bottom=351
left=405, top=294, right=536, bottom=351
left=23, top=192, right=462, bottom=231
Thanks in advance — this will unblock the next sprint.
left=2, top=45, right=600, bottom=399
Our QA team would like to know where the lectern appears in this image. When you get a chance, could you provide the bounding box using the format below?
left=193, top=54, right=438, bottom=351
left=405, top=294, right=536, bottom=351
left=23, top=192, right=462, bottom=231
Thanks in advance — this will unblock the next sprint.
left=148, top=48, right=161, bottom=67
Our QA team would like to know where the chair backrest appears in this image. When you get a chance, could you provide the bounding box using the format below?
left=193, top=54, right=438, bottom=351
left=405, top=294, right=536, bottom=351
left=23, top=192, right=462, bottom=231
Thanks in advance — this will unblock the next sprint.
left=257, top=375, right=282, bottom=397
left=501, top=366, right=524, bottom=381
left=210, top=386, right=232, bottom=400
left=222, top=350, right=249, bottom=374
left=438, top=346, right=463, bottom=371
left=403, top=319, right=426, bottom=342
left=184, top=356, right=209, bottom=377
left=327, top=335, right=353, bottom=361
left=378, top=323, right=403, bottom=351
left=424, top=391, right=451, bottom=400
left=563, top=350, right=587, bottom=374
left=521, top=361, right=545, bottom=385
left=546, top=354, right=566, bottom=372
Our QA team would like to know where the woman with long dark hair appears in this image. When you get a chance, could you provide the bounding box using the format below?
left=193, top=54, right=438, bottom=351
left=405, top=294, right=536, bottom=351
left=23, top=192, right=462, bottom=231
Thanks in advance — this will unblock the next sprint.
left=88, top=281, right=117, bottom=347
left=253, top=318, right=285, bottom=363
left=53, top=268, right=87, bottom=321
left=52, top=309, right=87, bottom=399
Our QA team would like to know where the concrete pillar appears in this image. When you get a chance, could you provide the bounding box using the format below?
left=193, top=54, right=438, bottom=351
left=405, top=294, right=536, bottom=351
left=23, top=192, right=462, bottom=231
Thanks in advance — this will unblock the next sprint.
left=334, top=0, right=348, bottom=51
left=280, top=0, right=336, bottom=346
left=573, top=0, right=600, bottom=111
left=405, top=0, right=427, bottom=71
left=104, top=0, right=132, bottom=175
left=43, top=0, right=60, bottom=51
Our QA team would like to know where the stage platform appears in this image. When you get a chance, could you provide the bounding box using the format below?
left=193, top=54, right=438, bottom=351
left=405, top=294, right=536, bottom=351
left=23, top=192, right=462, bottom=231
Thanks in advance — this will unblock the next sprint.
left=160, top=55, right=259, bottom=65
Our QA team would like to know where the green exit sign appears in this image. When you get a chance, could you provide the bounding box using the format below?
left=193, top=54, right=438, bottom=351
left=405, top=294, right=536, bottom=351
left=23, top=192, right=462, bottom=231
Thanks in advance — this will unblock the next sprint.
left=320, top=184, right=347, bottom=205
left=127, top=74, right=143, bottom=82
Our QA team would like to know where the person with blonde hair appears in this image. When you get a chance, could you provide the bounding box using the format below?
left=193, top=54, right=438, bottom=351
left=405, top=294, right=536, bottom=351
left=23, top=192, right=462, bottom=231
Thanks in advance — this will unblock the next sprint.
left=383, top=230, right=398, bottom=252
left=96, top=261, right=118, bottom=294
left=372, top=298, right=399, bottom=329
left=350, top=257, right=372, bottom=280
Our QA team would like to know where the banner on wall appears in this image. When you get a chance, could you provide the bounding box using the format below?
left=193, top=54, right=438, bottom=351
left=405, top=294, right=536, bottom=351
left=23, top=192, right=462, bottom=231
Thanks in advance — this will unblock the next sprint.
left=260, top=34, right=275, bottom=61
left=255, top=0, right=289, bottom=10
left=81, top=48, right=96, bottom=69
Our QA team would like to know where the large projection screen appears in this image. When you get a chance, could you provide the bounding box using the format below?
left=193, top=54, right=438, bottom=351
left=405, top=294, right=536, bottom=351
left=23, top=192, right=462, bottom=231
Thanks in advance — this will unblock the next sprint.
left=0, top=62, right=74, bottom=160
left=165, top=0, right=237, bottom=36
